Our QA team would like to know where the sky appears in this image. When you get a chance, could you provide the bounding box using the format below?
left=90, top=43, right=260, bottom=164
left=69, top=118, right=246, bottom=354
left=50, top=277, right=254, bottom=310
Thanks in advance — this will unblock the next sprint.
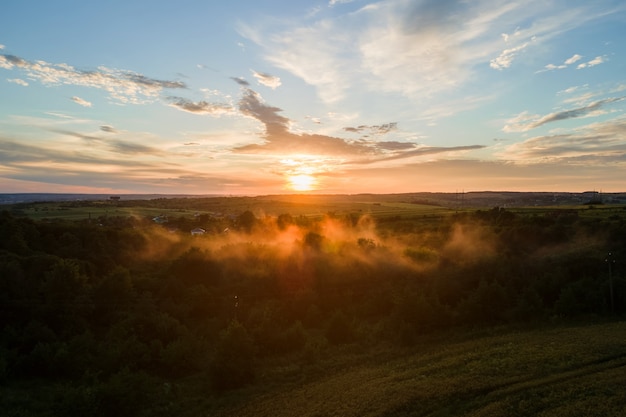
left=1, top=0, right=626, bottom=195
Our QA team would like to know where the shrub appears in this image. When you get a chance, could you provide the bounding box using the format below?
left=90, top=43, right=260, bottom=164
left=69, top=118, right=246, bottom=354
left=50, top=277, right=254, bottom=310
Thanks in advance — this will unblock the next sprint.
left=210, top=320, right=255, bottom=390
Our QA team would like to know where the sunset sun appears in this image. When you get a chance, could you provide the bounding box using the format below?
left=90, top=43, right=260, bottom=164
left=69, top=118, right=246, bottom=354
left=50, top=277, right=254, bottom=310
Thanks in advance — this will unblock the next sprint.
left=288, top=174, right=316, bottom=191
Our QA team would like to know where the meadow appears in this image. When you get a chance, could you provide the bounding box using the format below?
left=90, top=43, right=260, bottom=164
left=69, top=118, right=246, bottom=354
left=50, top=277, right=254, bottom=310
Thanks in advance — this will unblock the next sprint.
left=1, top=193, right=625, bottom=416
left=202, top=321, right=626, bottom=417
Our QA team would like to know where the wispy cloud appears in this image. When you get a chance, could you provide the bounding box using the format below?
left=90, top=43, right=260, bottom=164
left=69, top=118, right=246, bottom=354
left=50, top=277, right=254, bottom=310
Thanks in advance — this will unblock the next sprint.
left=500, top=117, right=626, bottom=163
left=241, top=0, right=612, bottom=106
left=503, top=97, right=625, bottom=132
left=251, top=70, right=281, bottom=89
left=565, top=54, right=583, bottom=65
left=8, top=78, right=28, bottom=86
left=577, top=55, right=606, bottom=69
left=490, top=41, right=533, bottom=70
left=71, top=96, right=92, bottom=107
left=168, top=97, right=235, bottom=116
left=48, top=129, right=165, bottom=156
left=0, top=53, right=186, bottom=104
left=538, top=53, right=583, bottom=72
left=0, top=136, right=264, bottom=194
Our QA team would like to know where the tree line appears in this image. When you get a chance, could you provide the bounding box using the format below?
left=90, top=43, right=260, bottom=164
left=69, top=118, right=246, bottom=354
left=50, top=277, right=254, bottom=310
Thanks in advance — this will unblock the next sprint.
left=0, top=205, right=624, bottom=416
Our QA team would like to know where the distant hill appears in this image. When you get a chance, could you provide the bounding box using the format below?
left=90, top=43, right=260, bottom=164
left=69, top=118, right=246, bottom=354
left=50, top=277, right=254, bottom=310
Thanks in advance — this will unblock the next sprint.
left=1, top=191, right=625, bottom=206
left=0, top=193, right=223, bottom=205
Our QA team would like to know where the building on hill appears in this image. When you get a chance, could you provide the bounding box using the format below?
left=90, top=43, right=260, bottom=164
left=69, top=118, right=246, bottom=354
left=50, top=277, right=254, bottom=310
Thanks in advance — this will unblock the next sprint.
left=191, top=228, right=206, bottom=236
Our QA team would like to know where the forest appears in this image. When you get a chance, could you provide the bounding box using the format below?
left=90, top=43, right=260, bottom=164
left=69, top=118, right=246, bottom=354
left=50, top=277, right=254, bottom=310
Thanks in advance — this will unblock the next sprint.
left=1, top=197, right=625, bottom=416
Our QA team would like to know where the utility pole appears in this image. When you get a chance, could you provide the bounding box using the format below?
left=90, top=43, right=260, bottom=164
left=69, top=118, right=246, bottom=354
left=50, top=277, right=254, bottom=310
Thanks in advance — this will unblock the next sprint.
left=606, top=252, right=615, bottom=313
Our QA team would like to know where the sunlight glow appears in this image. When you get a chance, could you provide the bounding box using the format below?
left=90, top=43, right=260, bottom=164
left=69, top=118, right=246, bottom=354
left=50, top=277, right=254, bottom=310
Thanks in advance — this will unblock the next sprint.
left=288, top=174, right=316, bottom=191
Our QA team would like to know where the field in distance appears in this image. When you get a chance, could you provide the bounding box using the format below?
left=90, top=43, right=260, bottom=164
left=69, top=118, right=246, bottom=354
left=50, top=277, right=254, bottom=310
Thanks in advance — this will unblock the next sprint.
left=4, top=192, right=626, bottom=222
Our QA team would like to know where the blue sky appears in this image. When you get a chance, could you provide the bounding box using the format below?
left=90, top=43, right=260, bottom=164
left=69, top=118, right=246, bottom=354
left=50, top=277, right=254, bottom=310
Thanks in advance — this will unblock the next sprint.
left=1, top=0, right=625, bottom=194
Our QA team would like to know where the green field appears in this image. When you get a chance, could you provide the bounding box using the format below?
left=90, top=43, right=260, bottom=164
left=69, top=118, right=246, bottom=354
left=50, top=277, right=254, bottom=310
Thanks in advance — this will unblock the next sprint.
left=5, top=195, right=458, bottom=222
left=6, top=193, right=625, bottom=224
left=180, top=321, right=626, bottom=416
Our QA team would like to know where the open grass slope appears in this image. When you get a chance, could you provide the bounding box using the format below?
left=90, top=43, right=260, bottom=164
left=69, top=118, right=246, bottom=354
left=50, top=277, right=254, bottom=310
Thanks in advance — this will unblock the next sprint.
left=6, top=196, right=456, bottom=222
left=196, top=322, right=626, bottom=417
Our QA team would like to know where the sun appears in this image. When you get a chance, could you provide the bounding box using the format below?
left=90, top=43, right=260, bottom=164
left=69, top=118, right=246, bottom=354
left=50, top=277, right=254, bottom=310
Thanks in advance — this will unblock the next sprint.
left=288, top=174, right=316, bottom=191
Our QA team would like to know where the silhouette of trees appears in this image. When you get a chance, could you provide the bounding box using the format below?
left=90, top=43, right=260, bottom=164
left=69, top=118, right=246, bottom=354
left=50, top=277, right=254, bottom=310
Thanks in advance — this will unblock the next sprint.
left=1, top=205, right=624, bottom=414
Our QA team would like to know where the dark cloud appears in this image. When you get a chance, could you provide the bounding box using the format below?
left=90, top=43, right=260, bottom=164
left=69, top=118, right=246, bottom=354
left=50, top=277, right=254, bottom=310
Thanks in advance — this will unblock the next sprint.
left=343, top=122, right=397, bottom=135
left=531, top=97, right=624, bottom=128
left=1, top=54, right=28, bottom=67
left=376, top=141, right=417, bottom=151
left=238, top=88, right=291, bottom=136
left=231, top=76, right=250, bottom=86
left=506, top=97, right=626, bottom=131
left=235, top=87, right=366, bottom=155
left=100, top=125, right=117, bottom=133
left=352, top=145, right=486, bottom=164
left=168, top=97, right=234, bottom=115
left=234, top=87, right=484, bottom=161
left=123, top=72, right=186, bottom=89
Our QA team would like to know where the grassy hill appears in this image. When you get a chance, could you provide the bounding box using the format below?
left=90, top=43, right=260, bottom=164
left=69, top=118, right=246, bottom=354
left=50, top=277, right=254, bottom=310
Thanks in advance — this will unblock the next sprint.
left=180, top=321, right=626, bottom=417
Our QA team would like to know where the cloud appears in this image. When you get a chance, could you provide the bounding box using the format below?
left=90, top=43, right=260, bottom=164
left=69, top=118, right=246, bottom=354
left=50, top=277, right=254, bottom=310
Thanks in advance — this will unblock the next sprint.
left=251, top=70, right=282, bottom=89
left=49, top=128, right=166, bottom=156
left=71, top=96, right=92, bottom=107
left=564, top=54, right=583, bottom=65
left=0, top=53, right=186, bottom=103
left=558, top=86, right=581, bottom=95
left=0, top=136, right=158, bottom=166
left=352, top=145, right=486, bottom=165
left=235, top=87, right=387, bottom=155
left=168, top=97, right=235, bottom=116
left=490, top=41, right=532, bottom=70
left=0, top=54, right=27, bottom=69
left=577, top=55, right=606, bottom=69
left=503, top=97, right=625, bottom=132
left=539, top=53, right=593, bottom=73
left=374, top=141, right=416, bottom=151
left=343, top=122, right=398, bottom=135
left=233, top=86, right=485, bottom=164
left=0, top=136, right=266, bottom=194
left=8, top=78, right=28, bottom=86
left=329, top=0, right=355, bottom=6
left=231, top=77, right=250, bottom=86
left=241, top=1, right=610, bottom=104
left=500, top=118, right=626, bottom=163
left=100, top=125, right=117, bottom=133
left=234, top=88, right=366, bottom=155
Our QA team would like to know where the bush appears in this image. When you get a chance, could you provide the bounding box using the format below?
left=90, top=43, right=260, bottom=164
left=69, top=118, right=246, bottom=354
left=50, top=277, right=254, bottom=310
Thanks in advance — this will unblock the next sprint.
left=325, top=311, right=356, bottom=345
left=210, top=320, right=255, bottom=390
